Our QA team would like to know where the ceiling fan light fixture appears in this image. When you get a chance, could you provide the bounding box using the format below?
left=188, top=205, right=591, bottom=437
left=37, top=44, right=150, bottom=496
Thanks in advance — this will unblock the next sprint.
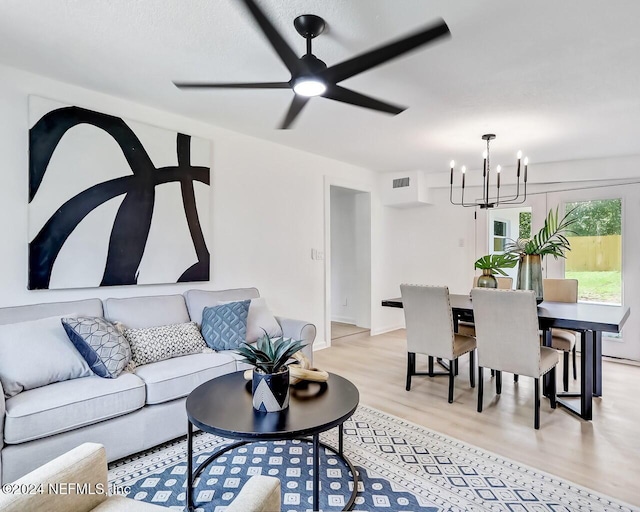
left=292, top=78, right=326, bottom=97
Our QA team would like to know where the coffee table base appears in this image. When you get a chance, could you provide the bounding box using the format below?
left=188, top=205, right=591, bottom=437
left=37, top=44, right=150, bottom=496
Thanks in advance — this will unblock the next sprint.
left=186, top=422, right=359, bottom=512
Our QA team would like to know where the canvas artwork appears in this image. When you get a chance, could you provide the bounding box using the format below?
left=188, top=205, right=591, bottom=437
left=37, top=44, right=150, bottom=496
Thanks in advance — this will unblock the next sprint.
left=28, top=96, right=211, bottom=290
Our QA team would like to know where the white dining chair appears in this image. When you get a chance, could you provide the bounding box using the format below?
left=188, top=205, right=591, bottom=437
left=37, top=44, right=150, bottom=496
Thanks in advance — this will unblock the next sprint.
left=471, top=288, right=559, bottom=429
left=543, top=279, right=579, bottom=392
left=457, top=276, right=513, bottom=337
left=401, top=284, right=477, bottom=403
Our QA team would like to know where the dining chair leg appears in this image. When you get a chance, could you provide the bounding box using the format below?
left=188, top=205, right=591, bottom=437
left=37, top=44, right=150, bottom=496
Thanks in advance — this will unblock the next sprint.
left=406, top=352, right=415, bottom=391
left=454, top=358, right=459, bottom=376
left=428, top=356, right=434, bottom=377
left=477, top=366, right=484, bottom=412
left=563, top=351, right=569, bottom=392
left=469, top=350, right=475, bottom=388
left=572, top=345, right=577, bottom=380
left=550, top=367, right=557, bottom=409
left=534, top=377, right=540, bottom=430
left=448, top=359, right=455, bottom=403
left=514, top=374, right=519, bottom=383
left=496, top=370, right=502, bottom=395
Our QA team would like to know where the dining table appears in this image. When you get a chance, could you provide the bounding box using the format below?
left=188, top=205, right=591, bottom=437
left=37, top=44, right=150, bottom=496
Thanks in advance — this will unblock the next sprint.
left=381, top=293, right=630, bottom=421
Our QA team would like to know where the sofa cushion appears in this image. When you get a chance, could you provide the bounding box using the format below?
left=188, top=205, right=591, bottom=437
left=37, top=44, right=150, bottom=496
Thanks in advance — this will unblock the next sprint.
left=245, top=298, right=283, bottom=343
left=133, top=353, right=237, bottom=404
left=0, top=299, right=103, bottom=326
left=0, top=315, right=92, bottom=399
left=4, top=373, right=145, bottom=444
left=123, top=322, right=207, bottom=366
left=184, top=288, right=260, bottom=326
left=62, top=317, right=132, bottom=378
left=201, top=300, right=251, bottom=351
left=104, top=295, right=190, bottom=329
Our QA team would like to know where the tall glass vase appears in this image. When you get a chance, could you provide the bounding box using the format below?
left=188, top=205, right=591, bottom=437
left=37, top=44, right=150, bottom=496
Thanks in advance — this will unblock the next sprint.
left=516, top=254, right=544, bottom=303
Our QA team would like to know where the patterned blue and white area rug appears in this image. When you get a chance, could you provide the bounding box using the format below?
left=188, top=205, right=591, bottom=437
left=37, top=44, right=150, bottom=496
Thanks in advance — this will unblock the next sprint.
left=108, top=405, right=636, bottom=512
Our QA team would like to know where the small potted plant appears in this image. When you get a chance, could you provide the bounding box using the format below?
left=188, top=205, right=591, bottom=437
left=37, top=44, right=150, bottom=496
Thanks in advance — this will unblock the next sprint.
left=507, top=207, right=577, bottom=302
left=474, top=253, right=519, bottom=288
left=235, top=332, right=306, bottom=412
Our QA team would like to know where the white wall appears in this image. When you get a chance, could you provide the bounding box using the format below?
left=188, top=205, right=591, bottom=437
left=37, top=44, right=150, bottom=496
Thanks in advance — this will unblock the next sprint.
left=330, top=188, right=357, bottom=324
left=375, top=186, right=477, bottom=334
left=0, top=64, right=379, bottom=345
left=354, top=192, right=372, bottom=328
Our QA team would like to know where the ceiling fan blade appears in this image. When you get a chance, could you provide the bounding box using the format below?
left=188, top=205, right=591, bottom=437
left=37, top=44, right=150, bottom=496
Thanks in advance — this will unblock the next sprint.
left=323, top=85, right=405, bottom=115
left=279, top=95, right=310, bottom=129
left=322, top=18, right=450, bottom=83
left=240, top=0, right=304, bottom=76
left=173, top=81, right=290, bottom=90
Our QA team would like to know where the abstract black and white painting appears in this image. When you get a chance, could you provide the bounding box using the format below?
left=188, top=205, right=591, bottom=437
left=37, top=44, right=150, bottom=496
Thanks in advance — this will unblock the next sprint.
left=28, top=96, right=211, bottom=290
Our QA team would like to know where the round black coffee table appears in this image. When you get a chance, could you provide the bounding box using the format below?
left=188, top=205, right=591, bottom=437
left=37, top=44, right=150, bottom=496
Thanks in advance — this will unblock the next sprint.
left=185, top=371, right=360, bottom=511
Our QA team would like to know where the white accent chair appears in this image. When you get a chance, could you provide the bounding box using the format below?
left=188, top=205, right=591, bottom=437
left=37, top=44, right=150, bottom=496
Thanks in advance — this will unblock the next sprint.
left=0, top=443, right=281, bottom=512
left=543, top=279, right=579, bottom=392
left=471, top=288, right=559, bottom=429
left=401, top=284, right=477, bottom=403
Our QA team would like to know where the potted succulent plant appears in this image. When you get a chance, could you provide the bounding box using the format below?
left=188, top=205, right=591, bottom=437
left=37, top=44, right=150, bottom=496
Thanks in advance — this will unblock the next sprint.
left=235, top=331, right=306, bottom=412
left=507, top=207, right=577, bottom=302
left=474, top=253, right=519, bottom=288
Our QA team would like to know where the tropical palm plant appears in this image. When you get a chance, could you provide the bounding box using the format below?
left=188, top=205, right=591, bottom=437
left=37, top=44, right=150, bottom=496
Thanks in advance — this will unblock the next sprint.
left=507, top=207, right=577, bottom=259
left=474, top=253, right=519, bottom=276
left=235, top=331, right=307, bottom=374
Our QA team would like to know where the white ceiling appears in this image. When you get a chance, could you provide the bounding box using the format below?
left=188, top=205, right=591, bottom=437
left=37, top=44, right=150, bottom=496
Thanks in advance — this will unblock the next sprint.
left=1, top=0, right=639, bottom=173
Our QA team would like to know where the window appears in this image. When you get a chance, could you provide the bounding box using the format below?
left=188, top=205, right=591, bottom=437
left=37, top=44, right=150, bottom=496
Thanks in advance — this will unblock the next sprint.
left=564, top=199, right=622, bottom=305
left=493, top=220, right=508, bottom=252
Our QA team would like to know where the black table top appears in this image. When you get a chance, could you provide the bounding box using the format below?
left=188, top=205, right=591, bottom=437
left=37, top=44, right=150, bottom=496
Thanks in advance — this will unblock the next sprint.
left=186, top=372, right=360, bottom=440
left=382, top=293, right=630, bottom=333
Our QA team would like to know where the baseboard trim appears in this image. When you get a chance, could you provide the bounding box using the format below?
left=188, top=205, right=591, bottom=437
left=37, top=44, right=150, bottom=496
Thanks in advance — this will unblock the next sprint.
left=370, top=324, right=404, bottom=337
left=313, top=340, right=329, bottom=351
left=331, top=316, right=357, bottom=325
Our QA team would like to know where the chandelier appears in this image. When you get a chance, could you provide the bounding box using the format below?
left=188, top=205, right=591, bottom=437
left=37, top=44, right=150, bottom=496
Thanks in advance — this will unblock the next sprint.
left=449, top=134, right=528, bottom=209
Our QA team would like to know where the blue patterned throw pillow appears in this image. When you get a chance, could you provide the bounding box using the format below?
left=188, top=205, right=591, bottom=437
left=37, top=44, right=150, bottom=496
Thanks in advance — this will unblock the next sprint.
left=62, top=317, right=132, bottom=378
left=201, top=300, right=251, bottom=351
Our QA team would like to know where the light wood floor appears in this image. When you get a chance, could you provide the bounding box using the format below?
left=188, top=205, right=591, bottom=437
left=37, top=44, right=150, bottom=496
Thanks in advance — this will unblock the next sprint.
left=314, top=329, right=640, bottom=506
left=331, top=321, right=369, bottom=340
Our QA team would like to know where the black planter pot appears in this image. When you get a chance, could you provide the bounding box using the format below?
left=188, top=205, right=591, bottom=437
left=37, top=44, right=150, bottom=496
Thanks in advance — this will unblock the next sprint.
left=252, top=367, right=290, bottom=412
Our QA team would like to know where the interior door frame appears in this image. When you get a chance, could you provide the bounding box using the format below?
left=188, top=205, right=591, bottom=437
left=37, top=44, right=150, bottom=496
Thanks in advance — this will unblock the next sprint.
left=323, top=176, right=372, bottom=349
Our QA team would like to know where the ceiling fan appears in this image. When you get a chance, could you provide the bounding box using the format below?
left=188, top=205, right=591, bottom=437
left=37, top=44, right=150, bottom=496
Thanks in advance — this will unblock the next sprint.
left=173, top=0, right=451, bottom=129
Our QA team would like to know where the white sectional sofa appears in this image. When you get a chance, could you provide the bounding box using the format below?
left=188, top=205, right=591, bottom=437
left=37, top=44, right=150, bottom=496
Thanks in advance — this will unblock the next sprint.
left=0, top=287, right=316, bottom=483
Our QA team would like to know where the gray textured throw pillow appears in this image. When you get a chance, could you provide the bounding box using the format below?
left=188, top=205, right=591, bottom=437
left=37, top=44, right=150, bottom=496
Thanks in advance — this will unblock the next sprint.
left=123, top=322, right=207, bottom=366
left=0, top=315, right=91, bottom=398
left=62, top=316, right=132, bottom=378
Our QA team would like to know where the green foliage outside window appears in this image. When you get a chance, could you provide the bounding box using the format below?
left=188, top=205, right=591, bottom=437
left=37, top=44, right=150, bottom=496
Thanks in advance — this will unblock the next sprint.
left=566, top=199, right=621, bottom=236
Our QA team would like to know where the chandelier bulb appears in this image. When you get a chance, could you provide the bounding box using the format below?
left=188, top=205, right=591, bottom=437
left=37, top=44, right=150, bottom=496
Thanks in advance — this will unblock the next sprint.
left=461, top=166, right=466, bottom=174
left=450, top=160, right=455, bottom=168
left=483, top=150, right=488, bottom=159
left=524, top=157, right=529, bottom=165
left=517, top=150, right=523, bottom=159
left=496, top=165, right=501, bottom=173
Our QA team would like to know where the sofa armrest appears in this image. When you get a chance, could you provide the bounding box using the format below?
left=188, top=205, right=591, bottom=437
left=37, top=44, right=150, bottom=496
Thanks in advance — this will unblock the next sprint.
left=226, top=475, right=281, bottom=512
left=0, top=380, right=4, bottom=479
left=0, top=442, right=108, bottom=512
left=276, top=316, right=316, bottom=362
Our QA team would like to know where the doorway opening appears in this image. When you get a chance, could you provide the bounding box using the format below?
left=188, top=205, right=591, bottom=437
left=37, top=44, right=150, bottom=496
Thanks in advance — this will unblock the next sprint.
left=487, top=206, right=532, bottom=285
left=328, top=185, right=371, bottom=343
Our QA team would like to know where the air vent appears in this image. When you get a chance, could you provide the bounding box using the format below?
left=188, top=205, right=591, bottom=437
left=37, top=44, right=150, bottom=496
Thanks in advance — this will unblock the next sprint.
left=392, top=177, right=410, bottom=188
left=381, top=171, right=430, bottom=207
